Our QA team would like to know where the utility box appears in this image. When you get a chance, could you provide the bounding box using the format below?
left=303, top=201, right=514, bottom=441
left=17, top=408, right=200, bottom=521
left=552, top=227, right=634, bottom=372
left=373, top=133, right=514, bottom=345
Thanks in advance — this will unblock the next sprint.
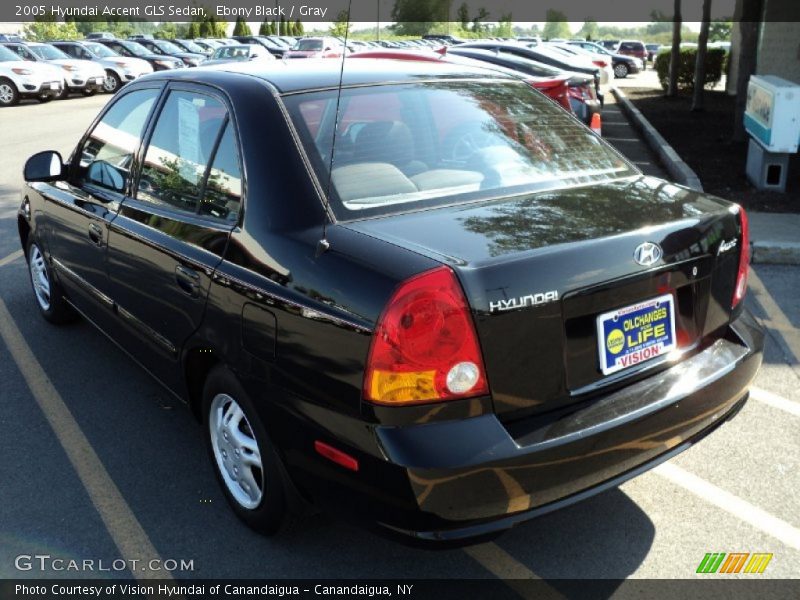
left=746, top=138, right=790, bottom=191
left=744, top=75, right=800, bottom=153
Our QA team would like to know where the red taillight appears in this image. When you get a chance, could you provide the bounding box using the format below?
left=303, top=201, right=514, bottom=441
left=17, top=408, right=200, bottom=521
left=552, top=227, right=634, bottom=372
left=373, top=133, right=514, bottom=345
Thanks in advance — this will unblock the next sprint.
left=364, top=266, right=489, bottom=405
left=732, top=206, right=750, bottom=308
left=592, top=60, right=608, bottom=68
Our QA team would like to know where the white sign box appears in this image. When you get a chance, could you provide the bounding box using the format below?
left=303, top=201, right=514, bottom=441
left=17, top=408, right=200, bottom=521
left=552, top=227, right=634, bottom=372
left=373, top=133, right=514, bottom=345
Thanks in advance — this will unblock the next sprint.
left=745, top=75, right=800, bottom=153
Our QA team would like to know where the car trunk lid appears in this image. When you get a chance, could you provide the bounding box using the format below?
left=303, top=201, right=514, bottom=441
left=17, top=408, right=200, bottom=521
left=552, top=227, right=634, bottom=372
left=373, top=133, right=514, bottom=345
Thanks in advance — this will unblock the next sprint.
left=344, top=176, right=743, bottom=421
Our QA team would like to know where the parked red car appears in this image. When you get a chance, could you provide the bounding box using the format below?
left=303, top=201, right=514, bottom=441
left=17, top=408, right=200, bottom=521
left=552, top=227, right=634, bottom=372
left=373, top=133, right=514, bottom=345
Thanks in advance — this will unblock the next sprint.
left=284, top=37, right=346, bottom=59
left=350, top=49, right=574, bottom=115
left=615, top=41, right=647, bottom=69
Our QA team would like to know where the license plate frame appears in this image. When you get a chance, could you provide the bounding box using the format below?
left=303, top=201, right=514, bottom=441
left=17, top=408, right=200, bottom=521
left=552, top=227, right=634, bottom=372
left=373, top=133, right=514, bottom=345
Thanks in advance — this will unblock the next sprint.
left=596, top=293, right=676, bottom=376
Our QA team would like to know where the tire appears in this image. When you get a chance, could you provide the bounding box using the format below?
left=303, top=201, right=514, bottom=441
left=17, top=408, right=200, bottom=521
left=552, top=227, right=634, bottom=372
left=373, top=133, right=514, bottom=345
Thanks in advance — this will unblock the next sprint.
left=103, top=70, right=121, bottom=93
left=58, top=82, right=70, bottom=100
left=26, top=237, right=77, bottom=324
left=0, top=78, right=19, bottom=106
left=203, top=365, right=288, bottom=535
left=38, top=94, right=53, bottom=103
left=614, top=63, right=629, bottom=79
left=82, top=89, right=98, bottom=97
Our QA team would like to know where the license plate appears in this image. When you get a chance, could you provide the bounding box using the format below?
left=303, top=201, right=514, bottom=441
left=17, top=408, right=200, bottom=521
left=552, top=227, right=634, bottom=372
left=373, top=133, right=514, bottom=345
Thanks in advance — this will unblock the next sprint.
left=596, top=294, right=676, bottom=376
left=50, top=82, right=58, bottom=90
left=94, top=77, right=103, bottom=84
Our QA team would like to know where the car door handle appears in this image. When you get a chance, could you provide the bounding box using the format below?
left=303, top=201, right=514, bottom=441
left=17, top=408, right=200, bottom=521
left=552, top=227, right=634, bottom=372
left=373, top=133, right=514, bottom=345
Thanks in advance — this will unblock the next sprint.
left=175, top=265, right=200, bottom=297
left=88, top=222, right=103, bottom=246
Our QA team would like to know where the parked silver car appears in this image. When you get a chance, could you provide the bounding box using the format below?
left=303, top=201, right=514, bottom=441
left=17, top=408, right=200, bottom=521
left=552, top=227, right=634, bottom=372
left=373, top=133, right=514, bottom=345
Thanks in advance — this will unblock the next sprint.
left=2, top=42, right=105, bottom=98
left=50, top=40, right=152, bottom=93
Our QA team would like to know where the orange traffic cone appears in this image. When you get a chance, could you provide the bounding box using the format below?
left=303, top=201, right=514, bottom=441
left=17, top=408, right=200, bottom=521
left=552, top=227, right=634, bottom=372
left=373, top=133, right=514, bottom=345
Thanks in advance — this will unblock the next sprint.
left=590, top=113, right=602, bottom=136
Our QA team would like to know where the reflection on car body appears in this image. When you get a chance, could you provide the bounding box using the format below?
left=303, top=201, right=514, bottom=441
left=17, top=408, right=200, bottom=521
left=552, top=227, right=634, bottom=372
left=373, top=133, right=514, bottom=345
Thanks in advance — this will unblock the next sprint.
left=18, top=59, right=763, bottom=544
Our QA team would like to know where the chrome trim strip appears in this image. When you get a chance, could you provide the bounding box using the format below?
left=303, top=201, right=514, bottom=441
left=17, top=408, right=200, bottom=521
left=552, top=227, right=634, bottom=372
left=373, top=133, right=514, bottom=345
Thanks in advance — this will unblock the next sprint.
left=51, top=257, right=114, bottom=308
left=116, top=304, right=177, bottom=355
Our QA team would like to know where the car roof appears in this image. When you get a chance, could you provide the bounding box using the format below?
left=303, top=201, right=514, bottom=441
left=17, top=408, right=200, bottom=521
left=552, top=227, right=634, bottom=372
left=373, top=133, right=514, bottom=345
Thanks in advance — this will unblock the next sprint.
left=165, top=58, right=514, bottom=93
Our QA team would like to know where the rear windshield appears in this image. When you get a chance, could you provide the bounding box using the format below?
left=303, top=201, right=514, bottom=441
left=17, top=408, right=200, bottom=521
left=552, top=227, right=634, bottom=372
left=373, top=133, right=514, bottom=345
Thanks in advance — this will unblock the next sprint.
left=295, top=39, right=323, bottom=51
left=283, top=80, right=634, bottom=219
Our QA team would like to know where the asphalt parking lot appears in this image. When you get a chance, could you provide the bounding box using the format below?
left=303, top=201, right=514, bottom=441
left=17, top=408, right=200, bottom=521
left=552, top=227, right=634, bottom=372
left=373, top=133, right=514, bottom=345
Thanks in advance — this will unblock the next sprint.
left=1, top=93, right=799, bottom=587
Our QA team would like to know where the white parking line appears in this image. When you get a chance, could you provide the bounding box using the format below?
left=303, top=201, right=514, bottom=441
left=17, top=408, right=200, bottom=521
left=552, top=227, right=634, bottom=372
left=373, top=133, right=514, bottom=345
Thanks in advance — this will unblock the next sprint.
left=750, top=386, right=800, bottom=416
left=0, top=249, right=23, bottom=268
left=0, top=297, right=172, bottom=580
left=749, top=269, right=800, bottom=363
left=654, top=462, right=800, bottom=550
left=463, top=543, right=563, bottom=600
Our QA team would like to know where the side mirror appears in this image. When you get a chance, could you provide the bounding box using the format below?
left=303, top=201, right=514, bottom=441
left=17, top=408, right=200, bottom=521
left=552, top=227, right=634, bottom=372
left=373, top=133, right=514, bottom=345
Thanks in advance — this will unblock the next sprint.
left=24, top=151, right=65, bottom=182
left=324, top=47, right=332, bottom=52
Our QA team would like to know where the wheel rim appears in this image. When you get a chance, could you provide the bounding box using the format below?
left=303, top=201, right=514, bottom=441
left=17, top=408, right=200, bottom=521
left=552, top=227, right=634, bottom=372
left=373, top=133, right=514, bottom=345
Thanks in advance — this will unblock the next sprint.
left=103, top=75, right=118, bottom=92
left=614, top=64, right=627, bottom=78
left=0, top=83, right=14, bottom=104
left=28, top=244, right=51, bottom=311
left=209, top=393, right=264, bottom=509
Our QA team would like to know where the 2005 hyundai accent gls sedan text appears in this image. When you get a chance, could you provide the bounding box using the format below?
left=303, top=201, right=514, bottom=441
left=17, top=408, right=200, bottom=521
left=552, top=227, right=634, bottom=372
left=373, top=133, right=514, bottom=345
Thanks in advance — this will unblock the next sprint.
left=18, top=60, right=763, bottom=543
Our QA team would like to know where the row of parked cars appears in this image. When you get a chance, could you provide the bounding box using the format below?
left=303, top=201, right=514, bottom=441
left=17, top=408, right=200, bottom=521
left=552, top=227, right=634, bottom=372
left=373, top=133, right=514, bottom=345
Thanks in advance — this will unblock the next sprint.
left=0, top=33, right=640, bottom=130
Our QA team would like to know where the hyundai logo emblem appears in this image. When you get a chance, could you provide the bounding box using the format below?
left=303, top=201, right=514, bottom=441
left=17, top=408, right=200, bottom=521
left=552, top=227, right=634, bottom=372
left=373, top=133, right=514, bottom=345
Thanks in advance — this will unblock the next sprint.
left=633, top=242, right=662, bottom=266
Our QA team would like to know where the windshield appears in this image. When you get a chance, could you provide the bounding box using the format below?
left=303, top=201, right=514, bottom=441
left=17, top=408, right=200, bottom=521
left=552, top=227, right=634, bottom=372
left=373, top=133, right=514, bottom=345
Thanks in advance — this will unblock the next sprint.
left=212, top=46, right=251, bottom=60
left=30, top=44, right=70, bottom=60
left=0, top=45, right=19, bottom=62
left=177, top=39, right=204, bottom=53
left=85, top=42, right=118, bottom=57
left=294, top=39, right=323, bottom=51
left=119, top=41, right=150, bottom=57
left=284, top=80, right=634, bottom=219
left=154, top=40, right=182, bottom=54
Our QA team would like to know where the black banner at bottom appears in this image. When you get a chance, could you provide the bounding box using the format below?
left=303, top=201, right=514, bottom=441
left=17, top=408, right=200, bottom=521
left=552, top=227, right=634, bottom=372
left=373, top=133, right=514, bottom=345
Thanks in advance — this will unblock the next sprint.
left=3, top=579, right=800, bottom=600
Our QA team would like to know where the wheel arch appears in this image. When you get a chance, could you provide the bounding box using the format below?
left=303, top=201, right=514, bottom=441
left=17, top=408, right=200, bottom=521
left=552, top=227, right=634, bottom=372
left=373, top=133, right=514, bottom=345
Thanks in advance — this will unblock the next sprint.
left=183, top=341, right=223, bottom=421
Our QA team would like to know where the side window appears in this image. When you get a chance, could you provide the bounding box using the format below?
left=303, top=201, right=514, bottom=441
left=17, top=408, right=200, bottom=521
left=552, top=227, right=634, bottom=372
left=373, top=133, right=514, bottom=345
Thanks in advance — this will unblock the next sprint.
left=19, top=46, right=36, bottom=60
left=200, top=123, right=242, bottom=221
left=137, top=91, right=227, bottom=213
left=76, top=88, right=159, bottom=193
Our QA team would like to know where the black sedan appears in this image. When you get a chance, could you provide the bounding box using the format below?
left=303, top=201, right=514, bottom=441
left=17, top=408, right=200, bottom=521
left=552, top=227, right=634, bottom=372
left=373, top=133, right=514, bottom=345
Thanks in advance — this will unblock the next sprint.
left=18, top=60, right=763, bottom=543
left=93, top=38, right=184, bottom=71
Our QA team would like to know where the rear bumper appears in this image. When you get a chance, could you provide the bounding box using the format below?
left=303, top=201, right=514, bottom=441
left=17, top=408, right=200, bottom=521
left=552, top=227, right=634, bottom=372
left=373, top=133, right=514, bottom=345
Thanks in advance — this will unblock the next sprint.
left=378, top=308, right=763, bottom=541
left=276, top=309, right=763, bottom=544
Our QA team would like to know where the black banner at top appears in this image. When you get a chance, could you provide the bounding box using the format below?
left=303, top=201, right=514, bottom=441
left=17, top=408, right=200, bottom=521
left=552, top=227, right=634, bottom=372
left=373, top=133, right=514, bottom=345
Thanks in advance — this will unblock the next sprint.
left=3, top=0, right=788, bottom=24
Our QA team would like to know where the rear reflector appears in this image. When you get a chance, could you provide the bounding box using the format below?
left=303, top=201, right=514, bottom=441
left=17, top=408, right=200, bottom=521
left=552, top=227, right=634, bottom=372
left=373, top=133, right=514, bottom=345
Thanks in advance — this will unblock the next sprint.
left=732, top=206, right=750, bottom=308
left=314, top=441, right=359, bottom=471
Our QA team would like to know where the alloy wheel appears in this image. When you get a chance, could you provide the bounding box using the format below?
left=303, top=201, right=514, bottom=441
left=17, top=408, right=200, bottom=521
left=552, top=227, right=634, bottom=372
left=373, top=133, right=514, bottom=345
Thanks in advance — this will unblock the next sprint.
left=209, top=393, right=264, bottom=509
left=0, top=83, right=14, bottom=104
left=28, top=244, right=51, bottom=311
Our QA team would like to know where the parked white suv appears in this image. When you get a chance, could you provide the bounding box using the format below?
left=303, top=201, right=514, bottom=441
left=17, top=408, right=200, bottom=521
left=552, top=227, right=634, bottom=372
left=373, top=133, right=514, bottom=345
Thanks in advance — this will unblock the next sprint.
left=0, top=45, right=63, bottom=106
left=50, top=40, right=152, bottom=93
left=3, top=42, right=106, bottom=98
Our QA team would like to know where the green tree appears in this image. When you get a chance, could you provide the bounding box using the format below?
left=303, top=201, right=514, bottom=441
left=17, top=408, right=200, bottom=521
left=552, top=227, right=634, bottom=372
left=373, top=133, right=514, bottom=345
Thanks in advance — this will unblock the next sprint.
left=543, top=9, right=570, bottom=40
left=456, top=2, right=469, bottom=29
left=23, top=20, right=80, bottom=41
left=232, top=16, right=251, bottom=36
left=258, top=19, right=269, bottom=35
left=294, top=19, right=303, bottom=35
left=470, top=7, right=489, bottom=33
left=496, top=13, right=513, bottom=38
left=155, top=22, right=178, bottom=39
left=330, top=9, right=351, bottom=37
left=187, top=21, right=200, bottom=38
left=391, top=0, right=449, bottom=36
left=708, top=19, right=731, bottom=42
left=577, top=20, right=598, bottom=41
